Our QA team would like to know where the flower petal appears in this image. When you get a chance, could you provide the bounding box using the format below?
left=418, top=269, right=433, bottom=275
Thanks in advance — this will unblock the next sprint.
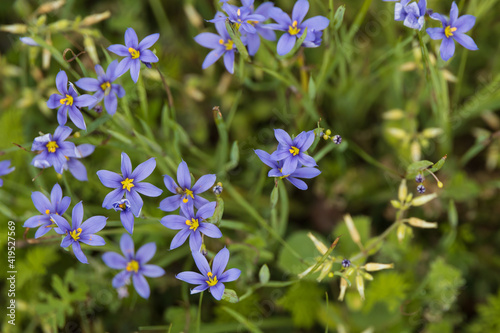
left=220, top=268, right=241, bottom=283
left=134, top=182, right=163, bottom=197
left=136, top=242, right=156, bottom=264
left=440, top=37, right=455, bottom=61
left=97, top=170, right=123, bottom=188
left=80, top=216, right=107, bottom=234
left=141, top=264, right=165, bottom=278
left=210, top=282, right=225, bottom=300
left=170, top=228, right=190, bottom=249
left=292, top=0, right=309, bottom=24
left=51, top=214, right=71, bottom=232
left=102, top=252, right=127, bottom=269
left=35, top=225, right=52, bottom=238
left=177, top=161, right=192, bottom=189
left=79, top=234, right=106, bottom=246
left=130, top=59, right=140, bottom=83
left=192, top=251, right=211, bottom=276
left=192, top=174, right=216, bottom=194
left=196, top=202, right=217, bottom=220
left=297, top=153, right=317, bottom=167
left=176, top=271, right=206, bottom=284
left=104, top=93, right=118, bottom=116
left=121, top=210, right=135, bottom=234
left=23, top=215, right=49, bottom=228
left=102, top=188, right=125, bottom=209
left=199, top=223, right=222, bottom=239
left=47, top=94, right=64, bottom=109
left=302, top=16, right=329, bottom=31
left=139, top=33, right=159, bottom=49
left=121, top=152, right=132, bottom=177
left=108, top=44, right=129, bottom=57
left=67, top=159, right=88, bottom=181
left=212, top=247, right=230, bottom=277
left=61, top=234, right=73, bottom=248
left=120, top=233, right=135, bottom=259
left=287, top=176, right=308, bottom=190
left=133, top=274, right=150, bottom=299
left=194, top=32, right=222, bottom=49
left=455, top=15, right=476, bottom=33
left=126, top=189, right=143, bottom=217
left=163, top=174, right=179, bottom=194
left=159, top=195, right=182, bottom=212
left=139, top=49, right=158, bottom=63
left=72, top=242, right=88, bottom=264
left=75, top=78, right=100, bottom=92
left=281, top=156, right=298, bottom=175
left=160, top=214, right=187, bottom=230
left=125, top=28, right=139, bottom=48
left=68, top=106, right=86, bottom=130
left=201, top=49, right=223, bottom=69
left=426, top=27, right=445, bottom=40
left=274, top=128, right=293, bottom=146
left=291, top=167, right=321, bottom=179
left=223, top=50, right=235, bottom=74
left=449, top=1, right=459, bottom=26
left=71, top=201, right=84, bottom=229
left=112, top=270, right=132, bottom=288
left=131, top=157, right=156, bottom=182
left=31, top=191, right=51, bottom=214
left=55, top=71, right=68, bottom=94
left=189, top=231, right=202, bottom=252
left=453, top=32, right=478, bottom=50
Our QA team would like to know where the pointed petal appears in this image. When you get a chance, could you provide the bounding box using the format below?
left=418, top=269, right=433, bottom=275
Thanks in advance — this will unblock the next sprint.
left=291, top=167, right=321, bottom=179
left=125, top=28, right=139, bottom=48
left=71, top=201, right=84, bottom=229
left=141, top=265, right=165, bottom=278
left=453, top=32, right=478, bottom=50
left=47, top=94, right=64, bottom=109
left=120, top=233, right=135, bottom=259
left=292, top=0, right=309, bottom=23
left=130, top=59, right=140, bottom=83
left=163, top=174, right=179, bottom=194
left=192, top=251, right=211, bottom=276
left=55, top=70, right=68, bottom=94
left=131, top=157, right=156, bottom=182
left=177, top=161, right=191, bottom=189
left=455, top=15, right=476, bottom=33
left=170, top=228, right=190, bottom=249
left=80, top=216, right=107, bottom=234
left=68, top=106, right=86, bottom=130
left=35, top=225, right=52, bottom=238
left=139, top=49, right=158, bottom=63
left=287, top=176, right=308, bottom=190
left=194, top=32, right=223, bottom=48
left=51, top=214, right=71, bottom=232
left=121, top=152, right=132, bottom=177
left=112, top=270, right=132, bottom=288
left=102, top=252, right=127, bottom=269
left=274, top=128, right=293, bottom=146
left=31, top=191, right=51, bottom=214
left=440, top=37, right=455, bottom=61
left=159, top=195, right=182, bottom=212
left=72, top=242, right=88, bottom=264
left=121, top=210, right=135, bottom=234
left=97, top=170, right=123, bottom=188
left=297, top=153, right=317, bottom=167
left=67, top=159, right=88, bottom=181
left=196, top=202, right=217, bottom=220
left=79, top=234, right=106, bottom=246
left=426, top=27, right=445, bottom=40
left=134, top=182, right=162, bottom=197
left=108, top=44, right=129, bottom=56
left=23, top=215, right=49, bottom=228
left=104, top=93, right=118, bottom=116
left=302, top=16, right=330, bottom=31
left=210, top=282, right=225, bottom=300
left=201, top=49, right=223, bottom=69
left=160, top=215, right=187, bottom=230
left=220, top=268, right=241, bottom=283
left=199, top=223, right=222, bottom=239
left=139, top=33, right=159, bottom=49
left=281, top=157, right=298, bottom=175
left=189, top=231, right=202, bottom=252
left=133, top=274, right=150, bottom=299
left=126, top=190, right=143, bottom=217
left=192, top=174, right=216, bottom=194
left=136, top=242, right=156, bottom=264
left=223, top=50, right=235, bottom=74
left=176, top=271, right=206, bottom=284
left=75, top=78, right=100, bottom=92
left=102, top=188, right=125, bottom=209
left=212, top=247, right=230, bottom=277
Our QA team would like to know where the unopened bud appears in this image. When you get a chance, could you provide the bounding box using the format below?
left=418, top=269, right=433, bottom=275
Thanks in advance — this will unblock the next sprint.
left=363, top=263, right=394, bottom=271
left=407, top=217, right=438, bottom=228
left=213, top=182, right=223, bottom=196
left=0, top=24, right=28, bottom=34
left=80, top=11, right=111, bottom=26
left=422, top=128, right=443, bottom=138
left=338, top=277, right=348, bottom=301
left=398, top=179, right=407, bottom=202
left=397, top=223, right=407, bottom=243
left=382, top=109, right=404, bottom=120
left=387, top=128, right=407, bottom=140
left=437, top=181, right=444, bottom=188
left=345, top=267, right=355, bottom=276
left=325, top=129, right=332, bottom=136
left=363, top=272, right=374, bottom=281
left=390, top=200, right=401, bottom=209
left=412, top=193, right=437, bottom=206
left=356, top=275, right=365, bottom=300
left=36, top=0, right=65, bottom=14
left=307, top=232, right=328, bottom=255
left=73, top=132, right=81, bottom=138
left=411, top=141, right=421, bottom=161
left=344, top=214, right=361, bottom=245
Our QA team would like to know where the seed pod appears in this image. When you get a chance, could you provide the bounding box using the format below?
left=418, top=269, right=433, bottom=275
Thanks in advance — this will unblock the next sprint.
left=356, top=275, right=365, bottom=300
left=408, top=217, right=438, bottom=228
left=412, top=193, right=437, bottom=206
left=398, top=180, right=407, bottom=202
left=363, top=263, right=394, bottom=272
left=344, top=214, right=361, bottom=246
left=338, top=277, right=348, bottom=301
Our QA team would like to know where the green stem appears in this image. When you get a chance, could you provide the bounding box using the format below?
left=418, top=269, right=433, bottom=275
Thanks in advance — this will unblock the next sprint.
left=197, top=291, right=203, bottom=333
left=349, top=142, right=402, bottom=177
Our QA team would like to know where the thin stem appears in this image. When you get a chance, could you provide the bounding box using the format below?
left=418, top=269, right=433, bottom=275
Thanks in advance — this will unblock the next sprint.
left=349, top=142, right=402, bottom=178
left=196, top=291, right=203, bottom=333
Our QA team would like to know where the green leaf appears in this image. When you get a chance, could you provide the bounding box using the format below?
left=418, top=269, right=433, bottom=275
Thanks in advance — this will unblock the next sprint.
left=277, top=281, right=323, bottom=328
left=225, top=20, right=250, bottom=62
left=406, top=160, right=433, bottom=177
left=308, top=75, right=317, bottom=101
left=259, top=264, right=270, bottom=284
left=222, top=289, right=239, bottom=303
left=425, top=258, right=465, bottom=313
left=428, top=155, right=447, bottom=173
left=278, top=231, right=328, bottom=275
left=270, top=184, right=279, bottom=209
left=363, top=272, right=408, bottom=313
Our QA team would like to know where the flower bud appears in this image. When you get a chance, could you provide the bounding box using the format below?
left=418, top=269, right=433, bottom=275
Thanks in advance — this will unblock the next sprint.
left=398, top=180, right=407, bottom=202
left=338, top=277, right=348, bottom=301
left=411, top=193, right=437, bottom=206
left=80, top=11, right=111, bottom=26
left=333, top=135, right=342, bottom=145
left=411, top=140, right=421, bottom=161
left=422, top=128, right=443, bottom=138
left=397, top=223, right=406, bottom=243
left=307, top=232, right=328, bottom=255
left=382, top=109, right=404, bottom=120
left=344, top=214, right=361, bottom=245
left=213, top=182, right=223, bottom=196
left=342, top=259, right=351, bottom=268
left=0, top=24, right=28, bottom=34
left=356, top=275, right=365, bottom=300
left=387, top=128, right=407, bottom=140
left=345, top=267, right=355, bottom=276
left=407, top=217, right=438, bottom=228
left=363, top=272, right=374, bottom=281
left=363, top=263, right=394, bottom=271
left=390, top=200, right=401, bottom=209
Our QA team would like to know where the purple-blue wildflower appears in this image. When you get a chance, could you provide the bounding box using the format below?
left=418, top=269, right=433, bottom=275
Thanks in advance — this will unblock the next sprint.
left=426, top=2, right=477, bottom=61
left=20, top=37, right=39, bottom=46
left=394, top=0, right=427, bottom=30
left=176, top=247, right=241, bottom=301
left=51, top=201, right=107, bottom=264
left=97, top=152, right=163, bottom=227
left=0, top=160, right=15, bottom=187
left=194, top=18, right=236, bottom=73
left=63, top=144, right=95, bottom=181
left=108, top=28, right=159, bottom=83
left=267, top=0, right=330, bottom=55
left=160, top=202, right=222, bottom=252
left=31, top=126, right=79, bottom=174
left=112, top=199, right=135, bottom=234
left=46, top=71, right=96, bottom=130
left=75, top=60, right=125, bottom=116
left=23, top=184, right=70, bottom=238
left=417, top=184, right=426, bottom=193
left=270, top=129, right=317, bottom=175
left=255, top=149, right=321, bottom=190
left=102, top=233, right=165, bottom=299
left=159, top=161, right=216, bottom=212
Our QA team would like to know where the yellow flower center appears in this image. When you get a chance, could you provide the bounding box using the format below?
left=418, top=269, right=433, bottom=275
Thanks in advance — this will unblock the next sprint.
left=128, top=47, right=140, bottom=59
left=279, top=168, right=289, bottom=178
left=46, top=141, right=59, bottom=153
left=119, top=203, right=127, bottom=210
left=444, top=26, right=457, bottom=38
left=185, top=218, right=199, bottom=231
left=121, top=178, right=135, bottom=191
left=206, top=272, right=218, bottom=287
left=59, top=94, right=74, bottom=106
left=70, top=228, right=82, bottom=241
left=288, top=20, right=301, bottom=36
left=247, top=20, right=259, bottom=26
left=100, top=81, right=111, bottom=95
left=45, top=209, right=50, bottom=214
left=289, top=146, right=300, bottom=156
left=182, top=188, right=195, bottom=203
left=126, top=260, right=139, bottom=273
left=219, top=39, right=234, bottom=51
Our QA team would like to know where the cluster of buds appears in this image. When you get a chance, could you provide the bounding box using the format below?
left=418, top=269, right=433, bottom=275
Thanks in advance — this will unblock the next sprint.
left=338, top=262, right=394, bottom=301
left=320, top=129, right=342, bottom=145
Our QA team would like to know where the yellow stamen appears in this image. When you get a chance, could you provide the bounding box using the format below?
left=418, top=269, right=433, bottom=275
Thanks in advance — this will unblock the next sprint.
left=182, top=188, right=195, bottom=203
left=206, top=272, right=218, bottom=286
left=237, top=9, right=241, bottom=16
left=128, top=47, right=140, bottom=59
left=288, top=20, right=301, bottom=36
left=100, top=81, right=111, bottom=95
left=59, top=94, right=74, bottom=106
left=185, top=218, right=199, bottom=231
left=289, top=146, right=300, bottom=156
left=121, top=178, right=135, bottom=191
left=45, top=209, right=50, bottom=215
left=126, top=260, right=139, bottom=273
left=46, top=141, right=59, bottom=153
left=224, top=39, right=234, bottom=51
left=70, top=228, right=82, bottom=241
left=247, top=20, right=259, bottom=26
left=444, top=26, right=457, bottom=38
left=279, top=168, right=289, bottom=178
left=119, top=203, right=127, bottom=210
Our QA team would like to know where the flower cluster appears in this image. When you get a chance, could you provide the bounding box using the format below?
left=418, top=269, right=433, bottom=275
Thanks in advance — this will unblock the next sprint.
left=195, top=0, right=330, bottom=73
left=383, top=0, right=477, bottom=61
left=255, top=129, right=321, bottom=190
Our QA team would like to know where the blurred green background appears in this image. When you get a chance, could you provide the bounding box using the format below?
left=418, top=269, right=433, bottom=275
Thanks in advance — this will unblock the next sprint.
left=1, top=0, right=500, bottom=332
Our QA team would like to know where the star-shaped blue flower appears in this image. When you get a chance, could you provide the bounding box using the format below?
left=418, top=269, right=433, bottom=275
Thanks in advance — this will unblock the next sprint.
left=176, top=248, right=241, bottom=300
left=0, top=160, right=14, bottom=187
left=426, top=1, right=478, bottom=61
left=23, top=183, right=70, bottom=238
left=394, top=0, right=427, bottom=30
left=102, top=233, right=165, bottom=299
left=270, top=129, right=317, bottom=175
left=160, top=202, right=222, bottom=252
left=46, top=71, right=96, bottom=130
left=63, top=144, right=95, bottom=181
left=75, top=60, right=125, bottom=116
left=51, top=201, right=107, bottom=264
left=108, top=28, right=159, bottom=83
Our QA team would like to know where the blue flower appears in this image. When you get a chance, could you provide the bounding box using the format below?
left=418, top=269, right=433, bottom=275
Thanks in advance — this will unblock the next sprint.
left=426, top=2, right=478, bottom=61
left=23, top=184, right=70, bottom=238
left=63, top=144, right=95, bottom=181
left=102, top=233, right=165, bottom=299
left=255, top=149, right=321, bottom=190
left=194, top=18, right=236, bottom=73
left=108, top=28, right=159, bottom=83
left=20, top=37, right=39, bottom=46
left=51, top=202, right=107, bottom=264
left=269, top=129, right=317, bottom=175
left=112, top=199, right=135, bottom=234
left=394, top=0, right=427, bottom=30
left=0, top=160, right=14, bottom=187
left=267, top=0, right=330, bottom=55
left=159, top=161, right=216, bottom=212
left=31, top=126, right=79, bottom=174
left=46, top=71, right=96, bottom=130
left=160, top=202, right=222, bottom=252
left=176, top=248, right=241, bottom=301
left=75, top=60, right=125, bottom=116
left=97, top=152, right=163, bottom=231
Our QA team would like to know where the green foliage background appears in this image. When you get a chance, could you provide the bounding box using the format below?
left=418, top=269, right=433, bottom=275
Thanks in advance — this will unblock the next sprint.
left=1, top=0, right=500, bottom=332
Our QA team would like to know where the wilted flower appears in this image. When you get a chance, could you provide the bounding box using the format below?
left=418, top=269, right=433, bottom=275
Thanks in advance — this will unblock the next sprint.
left=267, top=0, right=330, bottom=55
left=176, top=248, right=241, bottom=300
left=31, top=126, right=79, bottom=174
left=270, top=129, right=317, bottom=175
left=0, top=160, right=15, bottom=186
left=112, top=199, right=135, bottom=234
left=75, top=60, right=125, bottom=115
left=160, top=202, right=222, bottom=252
left=46, top=71, right=96, bottom=130
left=63, top=144, right=95, bottom=181
left=426, top=1, right=478, bottom=61
left=159, top=161, right=215, bottom=212
left=102, top=233, right=165, bottom=299
left=108, top=28, right=160, bottom=82
left=51, top=201, right=107, bottom=264
left=194, top=18, right=236, bottom=73
left=23, top=184, right=70, bottom=238
left=97, top=152, right=162, bottom=230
